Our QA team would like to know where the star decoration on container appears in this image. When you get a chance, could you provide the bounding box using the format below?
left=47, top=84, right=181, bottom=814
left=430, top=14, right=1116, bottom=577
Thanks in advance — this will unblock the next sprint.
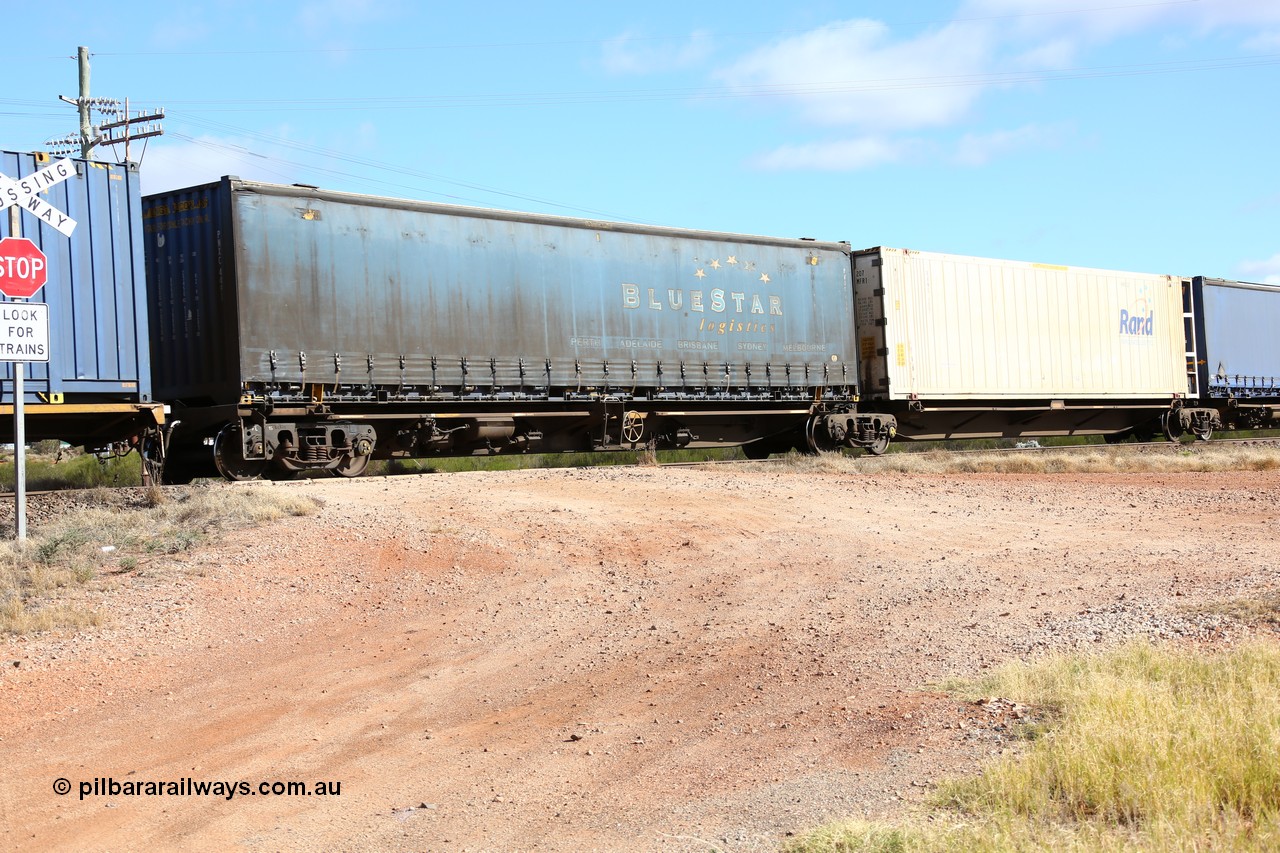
left=691, top=256, right=771, bottom=282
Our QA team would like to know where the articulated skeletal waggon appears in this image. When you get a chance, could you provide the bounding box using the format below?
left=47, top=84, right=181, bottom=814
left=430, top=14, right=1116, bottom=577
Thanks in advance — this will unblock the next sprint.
left=3, top=149, right=1276, bottom=482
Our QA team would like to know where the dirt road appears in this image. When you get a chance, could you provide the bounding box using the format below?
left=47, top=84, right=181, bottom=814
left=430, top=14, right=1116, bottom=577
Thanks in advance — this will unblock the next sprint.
left=1, top=464, right=1276, bottom=851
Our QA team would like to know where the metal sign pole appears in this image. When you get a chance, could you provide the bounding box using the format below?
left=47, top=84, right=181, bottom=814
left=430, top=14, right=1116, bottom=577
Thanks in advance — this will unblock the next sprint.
left=7, top=205, right=23, bottom=542
left=1, top=160, right=69, bottom=545
left=14, top=301, right=23, bottom=542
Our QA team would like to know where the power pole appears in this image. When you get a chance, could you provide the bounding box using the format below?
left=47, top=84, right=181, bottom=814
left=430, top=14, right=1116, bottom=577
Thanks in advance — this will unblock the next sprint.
left=48, top=46, right=164, bottom=162
left=77, top=46, right=92, bottom=159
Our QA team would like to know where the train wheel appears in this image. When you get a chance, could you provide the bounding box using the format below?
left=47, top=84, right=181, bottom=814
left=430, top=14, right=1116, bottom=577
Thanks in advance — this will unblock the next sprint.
left=1194, top=424, right=1214, bottom=442
left=329, top=453, right=370, bottom=478
left=866, top=432, right=891, bottom=456
left=1160, top=412, right=1184, bottom=443
left=803, top=417, right=837, bottom=454
left=213, top=425, right=267, bottom=481
left=140, top=430, right=165, bottom=485
left=742, top=441, right=774, bottom=460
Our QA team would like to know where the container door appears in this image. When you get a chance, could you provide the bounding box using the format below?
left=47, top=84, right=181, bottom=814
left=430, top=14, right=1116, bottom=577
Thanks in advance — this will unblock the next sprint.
left=853, top=250, right=892, bottom=399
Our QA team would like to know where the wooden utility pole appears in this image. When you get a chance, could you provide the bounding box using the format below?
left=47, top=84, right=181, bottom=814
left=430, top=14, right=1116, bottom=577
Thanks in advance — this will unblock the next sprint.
left=77, top=46, right=92, bottom=160
left=51, top=47, right=164, bottom=161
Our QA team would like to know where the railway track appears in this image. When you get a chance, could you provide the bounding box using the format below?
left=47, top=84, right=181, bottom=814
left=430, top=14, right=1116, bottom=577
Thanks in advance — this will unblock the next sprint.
left=1, top=437, right=1276, bottom=491
left=655, top=436, right=1280, bottom=467
left=944, top=437, right=1280, bottom=455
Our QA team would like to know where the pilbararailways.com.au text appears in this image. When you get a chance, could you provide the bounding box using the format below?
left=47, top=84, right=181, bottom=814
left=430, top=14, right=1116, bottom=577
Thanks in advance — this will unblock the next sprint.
left=54, top=776, right=342, bottom=801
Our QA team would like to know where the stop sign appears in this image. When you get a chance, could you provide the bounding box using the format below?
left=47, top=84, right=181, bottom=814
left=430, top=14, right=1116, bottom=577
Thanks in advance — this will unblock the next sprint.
left=0, top=237, right=48, bottom=299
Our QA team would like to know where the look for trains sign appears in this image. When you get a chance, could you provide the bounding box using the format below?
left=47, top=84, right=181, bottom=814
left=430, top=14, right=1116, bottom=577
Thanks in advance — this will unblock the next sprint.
left=0, top=237, right=48, bottom=299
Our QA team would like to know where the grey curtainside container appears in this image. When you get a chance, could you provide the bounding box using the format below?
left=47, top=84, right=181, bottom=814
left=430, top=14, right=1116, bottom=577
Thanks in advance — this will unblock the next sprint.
left=0, top=151, right=159, bottom=448
left=144, top=178, right=859, bottom=404
left=1192, top=277, right=1280, bottom=400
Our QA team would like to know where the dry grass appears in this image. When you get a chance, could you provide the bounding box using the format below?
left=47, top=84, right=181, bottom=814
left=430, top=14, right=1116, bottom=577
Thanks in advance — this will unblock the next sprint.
left=1189, top=595, right=1280, bottom=628
left=787, top=641, right=1280, bottom=852
left=781, top=444, right=1280, bottom=476
left=0, top=485, right=320, bottom=635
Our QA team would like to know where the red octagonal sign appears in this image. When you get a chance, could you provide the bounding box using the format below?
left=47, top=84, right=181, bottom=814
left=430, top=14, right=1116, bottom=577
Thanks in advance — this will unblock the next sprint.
left=0, top=237, right=48, bottom=299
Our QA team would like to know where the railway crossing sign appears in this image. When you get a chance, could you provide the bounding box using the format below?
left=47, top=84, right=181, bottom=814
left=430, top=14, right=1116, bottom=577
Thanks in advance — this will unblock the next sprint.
left=0, top=237, right=49, bottom=299
left=0, top=158, right=78, bottom=237
left=0, top=157, right=76, bottom=543
left=0, top=302, right=48, bottom=363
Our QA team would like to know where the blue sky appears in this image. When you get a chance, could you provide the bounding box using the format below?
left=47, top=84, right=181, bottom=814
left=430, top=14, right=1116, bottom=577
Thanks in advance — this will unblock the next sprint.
left=5, top=1, right=1278, bottom=282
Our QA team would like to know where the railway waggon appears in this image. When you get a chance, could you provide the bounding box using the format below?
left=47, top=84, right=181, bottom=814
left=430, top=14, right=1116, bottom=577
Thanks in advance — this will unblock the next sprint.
left=0, top=151, right=165, bottom=479
left=851, top=248, right=1238, bottom=444
left=1, top=150, right=1276, bottom=481
left=143, top=177, right=890, bottom=482
left=1187, top=277, right=1280, bottom=435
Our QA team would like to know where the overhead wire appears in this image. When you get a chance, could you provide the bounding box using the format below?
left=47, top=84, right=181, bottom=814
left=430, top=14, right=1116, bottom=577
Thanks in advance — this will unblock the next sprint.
left=91, top=52, right=1280, bottom=114
left=166, top=116, right=658, bottom=222
left=16, top=0, right=1203, bottom=59
left=95, top=43, right=1280, bottom=219
left=5, top=0, right=1272, bottom=219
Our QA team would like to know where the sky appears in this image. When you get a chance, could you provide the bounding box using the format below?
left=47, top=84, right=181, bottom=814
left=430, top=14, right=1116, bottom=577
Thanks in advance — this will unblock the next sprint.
left=3, top=0, right=1278, bottom=282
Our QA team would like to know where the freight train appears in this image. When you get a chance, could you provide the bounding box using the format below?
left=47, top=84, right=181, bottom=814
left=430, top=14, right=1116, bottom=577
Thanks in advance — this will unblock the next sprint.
left=1, top=150, right=1276, bottom=483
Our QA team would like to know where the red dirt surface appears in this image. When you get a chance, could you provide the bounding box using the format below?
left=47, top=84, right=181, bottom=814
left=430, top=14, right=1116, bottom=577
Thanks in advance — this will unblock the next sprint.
left=1, top=465, right=1277, bottom=851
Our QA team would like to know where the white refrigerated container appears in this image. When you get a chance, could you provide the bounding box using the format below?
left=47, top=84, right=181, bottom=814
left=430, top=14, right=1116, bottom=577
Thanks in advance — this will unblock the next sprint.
left=852, top=247, right=1189, bottom=401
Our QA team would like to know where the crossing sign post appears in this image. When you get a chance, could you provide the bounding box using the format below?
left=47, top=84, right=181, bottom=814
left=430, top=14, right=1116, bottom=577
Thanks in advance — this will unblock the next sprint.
left=1, top=190, right=62, bottom=543
left=1, top=158, right=80, bottom=542
left=1, top=206, right=58, bottom=540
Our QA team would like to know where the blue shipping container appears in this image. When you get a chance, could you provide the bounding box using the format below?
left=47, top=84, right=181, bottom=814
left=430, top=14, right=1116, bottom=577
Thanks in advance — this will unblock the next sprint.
left=0, top=151, right=158, bottom=448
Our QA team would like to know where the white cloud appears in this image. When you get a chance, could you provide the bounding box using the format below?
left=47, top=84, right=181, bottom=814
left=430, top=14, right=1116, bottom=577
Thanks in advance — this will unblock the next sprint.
left=150, top=7, right=213, bottom=47
left=747, top=123, right=1070, bottom=172
left=296, top=0, right=393, bottom=38
left=953, top=123, right=1068, bottom=166
left=717, top=3, right=1280, bottom=135
left=959, top=0, right=1170, bottom=42
left=751, top=137, right=911, bottom=171
left=960, top=0, right=1280, bottom=38
left=139, top=136, right=297, bottom=195
left=1011, top=37, right=1077, bottom=70
left=1243, top=30, right=1280, bottom=51
left=1171, top=0, right=1280, bottom=29
left=1239, top=253, right=1280, bottom=285
left=961, top=0, right=1280, bottom=61
left=602, top=31, right=713, bottom=75
left=711, top=3, right=1280, bottom=171
left=717, top=19, right=995, bottom=131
